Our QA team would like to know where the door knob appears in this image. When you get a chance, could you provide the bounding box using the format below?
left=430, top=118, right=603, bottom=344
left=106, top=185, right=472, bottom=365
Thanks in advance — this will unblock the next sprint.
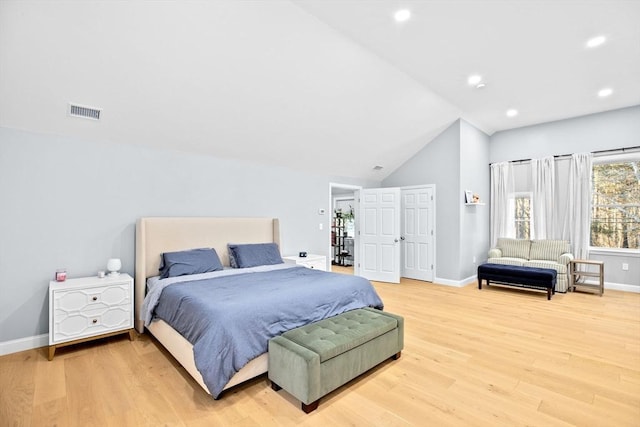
left=394, top=238, right=399, bottom=243
left=400, top=236, right=405, bottom=241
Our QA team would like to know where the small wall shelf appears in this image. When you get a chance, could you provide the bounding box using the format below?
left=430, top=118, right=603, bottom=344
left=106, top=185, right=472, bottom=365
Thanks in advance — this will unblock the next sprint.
left=465, top=202, right=486, bottom=206
left=464, top=190, right=483, bottom=205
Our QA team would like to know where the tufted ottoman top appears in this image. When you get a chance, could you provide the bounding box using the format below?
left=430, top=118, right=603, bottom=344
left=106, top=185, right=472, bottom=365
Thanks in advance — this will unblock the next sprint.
left=281, top=308, right=398, bottom=362
left=478, top=263, right=557, bottom=284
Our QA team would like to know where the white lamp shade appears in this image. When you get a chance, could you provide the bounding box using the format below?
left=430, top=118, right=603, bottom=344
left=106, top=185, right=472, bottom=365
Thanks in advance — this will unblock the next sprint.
left=107, top=258, right=122, bottom=275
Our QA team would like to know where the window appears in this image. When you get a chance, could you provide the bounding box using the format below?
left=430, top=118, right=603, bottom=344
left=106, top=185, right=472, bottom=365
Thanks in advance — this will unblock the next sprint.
left=591, top=156, right=640, bottom=249
left=513, top=193, right=531, bottom=240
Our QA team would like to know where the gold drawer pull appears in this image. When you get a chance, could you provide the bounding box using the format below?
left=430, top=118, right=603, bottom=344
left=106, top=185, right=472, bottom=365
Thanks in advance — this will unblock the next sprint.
left=92, top=296, right=98, bottom=301
left=92, top=319, right=97, bottom=324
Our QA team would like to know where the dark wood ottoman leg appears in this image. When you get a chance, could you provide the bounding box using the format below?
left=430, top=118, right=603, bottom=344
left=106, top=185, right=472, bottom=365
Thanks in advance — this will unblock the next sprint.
left=302, top=400, right=319, bottom=413
left=271, top=381, right=282, bottom=391
left=391, top=351, right=402, bottom=360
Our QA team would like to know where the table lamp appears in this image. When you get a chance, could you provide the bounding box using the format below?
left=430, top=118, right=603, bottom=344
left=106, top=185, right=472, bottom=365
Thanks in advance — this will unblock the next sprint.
left=107, top=258, right=121, bottom=276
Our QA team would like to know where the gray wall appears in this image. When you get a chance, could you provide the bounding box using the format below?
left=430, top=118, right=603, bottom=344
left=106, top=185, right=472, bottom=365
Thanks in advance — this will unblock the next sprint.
left=490, top=105, right=640, bottom=288
left=383, top=119, right=468, bottom=282
left=490, top=105, right=640, bottom=163
left=0, top=127, right=379, bottom=343
left=384, top=106, right=639, bottom=286
left=459, top=120, right=491, bottom=279
left=383, top=118, right=491, bottom=283
left=2, top=105, right=638, bottom=345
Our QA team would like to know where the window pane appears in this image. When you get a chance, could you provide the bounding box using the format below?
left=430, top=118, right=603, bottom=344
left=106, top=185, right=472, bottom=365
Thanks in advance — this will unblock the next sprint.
left=514, top=196, right=530, bottom=240
left=591, top=161, right=640, bottom=249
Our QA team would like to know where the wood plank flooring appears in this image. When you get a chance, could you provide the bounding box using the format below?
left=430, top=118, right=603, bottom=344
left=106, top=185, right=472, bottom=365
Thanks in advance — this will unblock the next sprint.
left=2, top=276, right=639, bottom=426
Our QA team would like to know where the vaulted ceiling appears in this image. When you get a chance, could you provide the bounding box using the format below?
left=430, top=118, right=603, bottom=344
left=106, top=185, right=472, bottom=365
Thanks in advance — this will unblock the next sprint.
left=1, top=1, right=638, bottom=180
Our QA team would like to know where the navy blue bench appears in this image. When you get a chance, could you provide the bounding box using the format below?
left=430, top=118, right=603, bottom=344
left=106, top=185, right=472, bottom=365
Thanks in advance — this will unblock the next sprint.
left=477, top=263, right=557, bottom=300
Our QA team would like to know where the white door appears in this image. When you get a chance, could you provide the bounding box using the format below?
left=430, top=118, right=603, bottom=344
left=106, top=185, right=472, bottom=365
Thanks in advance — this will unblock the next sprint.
left=358, top=188, right=401, bottom=283
left=401, top=186, right=435, bottom=281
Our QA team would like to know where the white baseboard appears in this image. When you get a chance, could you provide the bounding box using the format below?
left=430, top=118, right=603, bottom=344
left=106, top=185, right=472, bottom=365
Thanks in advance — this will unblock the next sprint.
left=0, top=333, right=48, bottom=356
left=433, top=276, right=639, bottom=293
left=580, top=279, right=640, bottom=293
left=607, top=283, right=640, bottom=293
left=435, top=275, right=477, bottom=287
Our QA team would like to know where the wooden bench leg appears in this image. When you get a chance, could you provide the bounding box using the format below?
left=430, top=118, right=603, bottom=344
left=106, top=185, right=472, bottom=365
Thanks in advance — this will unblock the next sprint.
left=272, top=380, right=318, bottom=413
left=302, top=400, right=319, bottom=413
left=478, top=279, right=491, bottom=289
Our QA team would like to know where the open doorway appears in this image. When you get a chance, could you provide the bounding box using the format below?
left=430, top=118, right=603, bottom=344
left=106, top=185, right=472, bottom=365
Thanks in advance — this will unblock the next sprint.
left=329, top=183, right=361, bottom=275
left=329, top=183, right=436, bottom=282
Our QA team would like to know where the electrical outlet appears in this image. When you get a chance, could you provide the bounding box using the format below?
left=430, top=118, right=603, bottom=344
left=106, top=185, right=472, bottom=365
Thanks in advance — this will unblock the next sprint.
left=472, top=256, right=476, bottom=263
left=622, top=263, right=629, bottom=271
left=319, top=223, right=323, bottom=230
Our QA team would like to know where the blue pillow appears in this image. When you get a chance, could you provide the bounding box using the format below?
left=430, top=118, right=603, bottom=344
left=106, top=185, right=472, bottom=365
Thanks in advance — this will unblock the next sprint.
left=227, top=243, right=283, bottom=268
left=159, top=248, right=223, bottom=279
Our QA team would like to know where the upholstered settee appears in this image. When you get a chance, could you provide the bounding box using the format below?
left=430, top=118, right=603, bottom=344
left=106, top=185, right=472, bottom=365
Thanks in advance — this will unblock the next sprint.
left=488, top=238, right=574, bottom=292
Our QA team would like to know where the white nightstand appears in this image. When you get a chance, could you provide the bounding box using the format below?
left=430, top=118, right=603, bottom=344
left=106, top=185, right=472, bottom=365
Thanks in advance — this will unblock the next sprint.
left=48, top=273, right=135, bottom=360
left=283, top=254, right=327, bottom=271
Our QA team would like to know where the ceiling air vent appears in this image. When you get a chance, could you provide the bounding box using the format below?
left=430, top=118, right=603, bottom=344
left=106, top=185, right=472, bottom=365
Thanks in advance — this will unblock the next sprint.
left=69, top=103, right=101, bottom=120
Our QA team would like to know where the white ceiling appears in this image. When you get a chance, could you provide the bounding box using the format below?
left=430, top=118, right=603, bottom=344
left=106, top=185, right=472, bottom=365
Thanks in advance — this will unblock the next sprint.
left=1, top=1, right=639, bottom=180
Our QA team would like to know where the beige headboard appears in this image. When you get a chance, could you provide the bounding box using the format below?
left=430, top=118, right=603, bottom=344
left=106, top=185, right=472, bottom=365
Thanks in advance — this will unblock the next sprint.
left=135, top=217, right=280, bottom=332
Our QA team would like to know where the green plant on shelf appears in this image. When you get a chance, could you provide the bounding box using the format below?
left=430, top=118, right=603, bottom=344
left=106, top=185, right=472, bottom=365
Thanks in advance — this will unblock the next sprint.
left=341, top=205, right=354, bottom=221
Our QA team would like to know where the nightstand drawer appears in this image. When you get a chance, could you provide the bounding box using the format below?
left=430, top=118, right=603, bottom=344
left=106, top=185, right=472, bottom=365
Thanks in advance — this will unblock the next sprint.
left=283, top=254, right=327, bottom=271
left=51, top=304, right=132, bottom=343
left=297, top=259, right=325, bottom=270
left=53, top=283, right=131, bottom=312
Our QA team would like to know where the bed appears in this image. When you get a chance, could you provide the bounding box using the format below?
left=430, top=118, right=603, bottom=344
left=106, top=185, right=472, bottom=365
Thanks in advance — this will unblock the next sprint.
left=135, top=217, right=383, bottom=398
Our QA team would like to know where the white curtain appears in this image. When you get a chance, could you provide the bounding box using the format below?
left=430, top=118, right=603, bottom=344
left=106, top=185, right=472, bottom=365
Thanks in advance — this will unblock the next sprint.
left=562, top=153, right=593, bottom=259
left=531, top=156, right=556, bottom=239
left=490, top=162, right=515, bottom=247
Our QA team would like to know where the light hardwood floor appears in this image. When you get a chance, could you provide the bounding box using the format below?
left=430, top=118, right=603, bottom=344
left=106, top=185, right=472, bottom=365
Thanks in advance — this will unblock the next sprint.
left=2, top=277, right=639, bottom=426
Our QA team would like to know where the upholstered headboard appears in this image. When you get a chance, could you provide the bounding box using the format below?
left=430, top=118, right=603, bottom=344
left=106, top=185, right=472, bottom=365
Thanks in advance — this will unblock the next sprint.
left=134, top=217, right=280, bottom=332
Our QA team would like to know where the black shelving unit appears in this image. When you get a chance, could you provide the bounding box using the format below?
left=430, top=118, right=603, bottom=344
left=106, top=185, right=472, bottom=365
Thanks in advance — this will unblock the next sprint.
left=331, top=214, right=350, bottom=265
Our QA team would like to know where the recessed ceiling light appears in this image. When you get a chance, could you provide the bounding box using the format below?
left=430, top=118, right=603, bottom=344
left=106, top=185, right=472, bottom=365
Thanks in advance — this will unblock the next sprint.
left=468, top=75, right=482, bottom=86
left=394, top=9, right=411, bottom=22
left=373, top=165, right=384, bottom=171
left=586, top=35, right=606, bottom=48
left=476, top=83, right=486, bottom=89
left=598, top=88, right=613, bottom=97
left=506, top=109, right=518, bottom=117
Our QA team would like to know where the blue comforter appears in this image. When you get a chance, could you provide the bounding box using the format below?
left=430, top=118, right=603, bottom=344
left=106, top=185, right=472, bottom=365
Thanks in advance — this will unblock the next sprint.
left=151, top=266, right=383, bottom=398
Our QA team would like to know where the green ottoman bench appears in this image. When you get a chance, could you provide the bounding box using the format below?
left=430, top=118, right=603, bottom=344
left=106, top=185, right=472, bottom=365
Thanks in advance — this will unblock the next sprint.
left=268, top=307, right=404, bottom=413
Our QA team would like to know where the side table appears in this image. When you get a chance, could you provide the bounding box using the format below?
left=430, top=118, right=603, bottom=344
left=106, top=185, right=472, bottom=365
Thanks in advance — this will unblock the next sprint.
left=569, top=259, right=604, bottom=296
